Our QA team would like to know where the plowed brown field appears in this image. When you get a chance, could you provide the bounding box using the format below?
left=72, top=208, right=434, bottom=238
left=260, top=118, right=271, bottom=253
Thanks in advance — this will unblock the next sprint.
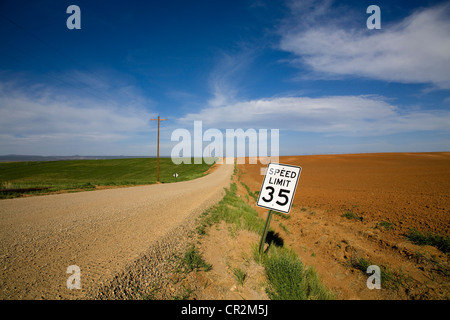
left=238, top=152, right=449, bottom=299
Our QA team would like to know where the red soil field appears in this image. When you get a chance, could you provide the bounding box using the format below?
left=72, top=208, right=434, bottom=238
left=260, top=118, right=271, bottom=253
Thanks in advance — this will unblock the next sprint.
left=238, top=152, right=449, bottom=299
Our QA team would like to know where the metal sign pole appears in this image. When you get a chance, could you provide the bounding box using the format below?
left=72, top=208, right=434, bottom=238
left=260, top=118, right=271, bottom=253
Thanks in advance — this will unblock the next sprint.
left=258, top=209, right=273, bottom=255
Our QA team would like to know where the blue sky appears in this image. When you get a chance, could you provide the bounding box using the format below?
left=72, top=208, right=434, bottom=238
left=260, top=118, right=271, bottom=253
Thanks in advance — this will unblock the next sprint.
left=0, top=0, right=449, bottom=156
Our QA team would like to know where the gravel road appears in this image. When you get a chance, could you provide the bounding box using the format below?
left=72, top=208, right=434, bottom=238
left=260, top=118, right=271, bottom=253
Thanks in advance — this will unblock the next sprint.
left=0, top=162, right=233, bottom=299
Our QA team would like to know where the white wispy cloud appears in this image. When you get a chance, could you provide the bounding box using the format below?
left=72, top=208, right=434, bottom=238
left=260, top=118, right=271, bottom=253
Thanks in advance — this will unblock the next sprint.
left=207, top=47, right=258, bottom=107
left=0, top=74, right=155, bottom=155
left=178, top=2, right=450, bottom=152
left=279, top=1, right=450, bottom=89
left=179, top=95, right=450, bottom=136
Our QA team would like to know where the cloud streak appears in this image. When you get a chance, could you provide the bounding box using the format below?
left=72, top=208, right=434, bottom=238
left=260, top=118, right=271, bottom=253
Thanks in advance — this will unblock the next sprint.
left=179, top=95, right=450, bottom=136
left=279, top=1, right=450, bottom=89
left=207, top=46, right=260, bottom=107
left=0, top=75, right=154, bottom=155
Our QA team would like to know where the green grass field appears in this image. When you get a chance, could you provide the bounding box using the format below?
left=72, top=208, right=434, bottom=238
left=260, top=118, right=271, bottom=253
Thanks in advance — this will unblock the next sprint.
left=0, top=157, right=215, bottom=198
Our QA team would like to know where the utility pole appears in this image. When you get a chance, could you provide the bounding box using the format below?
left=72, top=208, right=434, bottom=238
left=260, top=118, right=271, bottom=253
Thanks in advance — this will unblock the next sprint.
left=150, top=115, right=167, bottom=183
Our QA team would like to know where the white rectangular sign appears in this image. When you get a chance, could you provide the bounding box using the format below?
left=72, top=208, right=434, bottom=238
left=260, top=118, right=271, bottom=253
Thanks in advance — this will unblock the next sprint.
left=257, top=163, right=302, bottom=214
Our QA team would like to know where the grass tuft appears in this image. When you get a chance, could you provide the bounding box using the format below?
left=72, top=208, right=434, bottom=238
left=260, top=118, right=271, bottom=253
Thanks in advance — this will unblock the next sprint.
left=232, top=267, right=247, bottom=286
left=341, top=210, right=363, bottom=221
left=405, top=228, right=450, bottom=254
left=201, top=183, right=266, bottom=235
left=349, top=255, right=408, bottom=291
left=183, top=245, right=212, bottom=272
left=376, top=221, right=395, bottom=231
left=258, top=246, right=334, bottom=300
left=240, top=182, right=258, bottom=201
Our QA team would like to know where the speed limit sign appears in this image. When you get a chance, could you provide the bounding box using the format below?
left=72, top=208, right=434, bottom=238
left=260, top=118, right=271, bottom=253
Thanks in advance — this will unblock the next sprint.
left=257, top=163, right=302, bottom=214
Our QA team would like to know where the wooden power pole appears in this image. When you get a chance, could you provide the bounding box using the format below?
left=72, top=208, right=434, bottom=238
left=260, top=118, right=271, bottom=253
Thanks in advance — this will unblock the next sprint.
left=150, top=115, right=167, bottom=182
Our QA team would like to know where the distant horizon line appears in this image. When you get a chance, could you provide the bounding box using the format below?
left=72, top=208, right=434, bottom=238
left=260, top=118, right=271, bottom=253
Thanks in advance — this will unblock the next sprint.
left=1, top=150, right=449, bottom=162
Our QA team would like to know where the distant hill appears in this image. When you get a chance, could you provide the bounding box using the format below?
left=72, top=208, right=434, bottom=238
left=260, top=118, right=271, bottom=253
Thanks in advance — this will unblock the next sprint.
left=0, top=154, right=158, bottom=162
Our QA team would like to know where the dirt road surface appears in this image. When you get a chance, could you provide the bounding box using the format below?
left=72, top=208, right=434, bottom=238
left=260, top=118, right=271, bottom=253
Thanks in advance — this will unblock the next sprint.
left=0, top=162, right=233, bottom=300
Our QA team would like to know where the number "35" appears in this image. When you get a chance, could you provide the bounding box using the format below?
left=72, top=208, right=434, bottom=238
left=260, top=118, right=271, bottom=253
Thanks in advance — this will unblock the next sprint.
left=261, top=187, right=290, bottom=206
